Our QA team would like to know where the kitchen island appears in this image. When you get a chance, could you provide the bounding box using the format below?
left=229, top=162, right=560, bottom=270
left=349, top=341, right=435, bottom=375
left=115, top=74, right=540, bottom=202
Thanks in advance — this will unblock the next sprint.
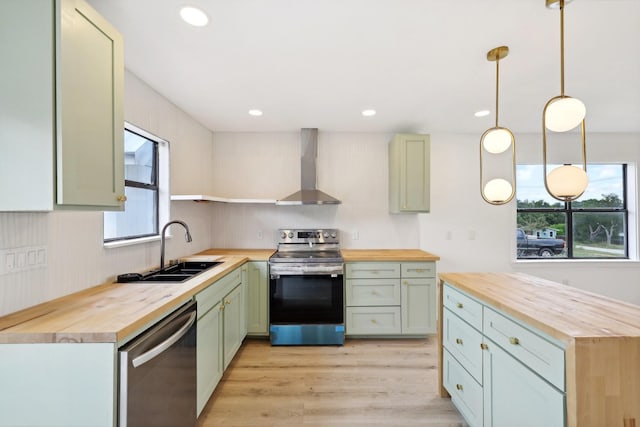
left=438, top=272, right=640, bottom=427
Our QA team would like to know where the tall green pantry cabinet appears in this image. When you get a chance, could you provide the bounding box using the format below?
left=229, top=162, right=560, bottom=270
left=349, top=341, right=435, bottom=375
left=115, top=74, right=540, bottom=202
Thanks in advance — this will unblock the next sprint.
left=389, top=134, right=430, bottom=213
left=0, top=0, right=124, bottom=211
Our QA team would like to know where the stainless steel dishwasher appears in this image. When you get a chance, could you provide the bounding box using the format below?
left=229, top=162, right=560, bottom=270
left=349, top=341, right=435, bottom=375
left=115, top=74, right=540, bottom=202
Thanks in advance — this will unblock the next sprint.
left=119, top=300, right=197, bottom=427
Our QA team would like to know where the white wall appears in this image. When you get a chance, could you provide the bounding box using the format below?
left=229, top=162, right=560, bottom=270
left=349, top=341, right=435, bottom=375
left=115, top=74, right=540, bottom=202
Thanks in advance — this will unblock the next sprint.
left=0, top=71, right=216, bottom=316
left=208, top=132, right=420, bottom=249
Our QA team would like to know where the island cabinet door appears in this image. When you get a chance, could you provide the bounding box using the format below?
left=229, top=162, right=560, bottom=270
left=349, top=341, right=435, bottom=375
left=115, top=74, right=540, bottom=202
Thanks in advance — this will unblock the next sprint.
left=483, top=340, right=565, bottom=427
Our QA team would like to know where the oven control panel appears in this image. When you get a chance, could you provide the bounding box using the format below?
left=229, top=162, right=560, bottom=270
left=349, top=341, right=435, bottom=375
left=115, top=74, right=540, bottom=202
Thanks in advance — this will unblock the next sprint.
left=277, top=228, right=339, bottom=244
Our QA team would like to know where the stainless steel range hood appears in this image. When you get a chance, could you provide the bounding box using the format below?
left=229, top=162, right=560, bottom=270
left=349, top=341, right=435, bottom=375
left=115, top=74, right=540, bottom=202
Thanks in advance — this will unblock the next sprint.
left=276, top=128, right=341, bottom=205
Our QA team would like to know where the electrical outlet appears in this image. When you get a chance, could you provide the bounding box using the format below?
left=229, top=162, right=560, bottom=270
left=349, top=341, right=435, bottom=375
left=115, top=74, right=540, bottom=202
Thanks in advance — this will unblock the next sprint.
left=352, top=230, right=359, bottom=240
left=257, top=230, right=264, bottom=240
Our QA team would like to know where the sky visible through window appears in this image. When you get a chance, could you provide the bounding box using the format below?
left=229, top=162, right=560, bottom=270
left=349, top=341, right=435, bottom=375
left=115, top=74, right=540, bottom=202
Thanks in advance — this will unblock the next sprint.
left=517, top=164, right=623, bottom=204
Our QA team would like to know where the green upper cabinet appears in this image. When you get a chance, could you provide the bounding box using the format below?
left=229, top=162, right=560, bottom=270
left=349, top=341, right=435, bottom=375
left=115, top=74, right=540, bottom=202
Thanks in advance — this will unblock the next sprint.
left=389, top=134, right=430, bottom=213
left=0, top=0, right=124, bottom=211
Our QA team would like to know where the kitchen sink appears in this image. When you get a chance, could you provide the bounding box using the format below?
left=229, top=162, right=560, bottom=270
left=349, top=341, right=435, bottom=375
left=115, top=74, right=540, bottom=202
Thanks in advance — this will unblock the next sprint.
left=117, top=261, right=222, bottom=283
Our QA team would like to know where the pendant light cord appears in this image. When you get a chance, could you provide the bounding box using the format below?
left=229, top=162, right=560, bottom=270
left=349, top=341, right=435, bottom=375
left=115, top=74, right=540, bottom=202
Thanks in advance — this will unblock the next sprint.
left=495, top=58, right=500, bottom=128
left=560, top=0, right=565, bottom=96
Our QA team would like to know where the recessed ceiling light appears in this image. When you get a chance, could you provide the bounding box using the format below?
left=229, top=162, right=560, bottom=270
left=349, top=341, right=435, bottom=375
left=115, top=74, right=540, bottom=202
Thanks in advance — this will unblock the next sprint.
left=362, top=109, right=376, bottom=117
left=248, top=109, right=263, bottom=116
left=475, top=110, right=491, bottom=117
left=180, top=6, right=209, bottom=27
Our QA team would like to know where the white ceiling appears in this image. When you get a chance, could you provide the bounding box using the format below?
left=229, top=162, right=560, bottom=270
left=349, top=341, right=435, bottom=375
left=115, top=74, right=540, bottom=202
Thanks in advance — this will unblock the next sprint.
left=87, top=0, right=640, bottom=134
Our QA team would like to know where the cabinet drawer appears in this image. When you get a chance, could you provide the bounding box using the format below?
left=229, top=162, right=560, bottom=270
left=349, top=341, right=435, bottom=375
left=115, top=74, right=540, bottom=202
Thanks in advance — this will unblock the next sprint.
left=346, top=279, right=400, bottom=306
left=443, top=308, right=483, bottom=384
left=346, top=306, right=401, bottom=335
left=483, top=307, right=565, bottom=391
left=443, top=349, right=483, bottom=427
left=401, top=262, right=435, bottom=278
left=443, top=284, right=483, bottom=331
left=346, top=263, right=400, bottom=279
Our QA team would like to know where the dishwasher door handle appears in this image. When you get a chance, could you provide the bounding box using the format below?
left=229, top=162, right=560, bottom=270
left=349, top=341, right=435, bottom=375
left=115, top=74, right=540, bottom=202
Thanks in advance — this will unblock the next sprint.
left=132, top=311, right=197, bottom=368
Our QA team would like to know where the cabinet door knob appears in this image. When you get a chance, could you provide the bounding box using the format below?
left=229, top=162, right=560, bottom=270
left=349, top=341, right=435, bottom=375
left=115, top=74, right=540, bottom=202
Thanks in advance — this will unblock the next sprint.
left=456, top=384, right=463, bottom=391
left=480, top=343, right=489, bottom=350
left=371, top=319, right=377, bottom=324
left=225, top=300, right=231, bottom=305
left=403, top=280, right=409, bottom=285
left=455, top=338, right=463, bottom=345
left=456, top=302, right=463, bottom=309
left=509, top=337, right=520, bottom=345
left=117, top=195, right=127, bottom=202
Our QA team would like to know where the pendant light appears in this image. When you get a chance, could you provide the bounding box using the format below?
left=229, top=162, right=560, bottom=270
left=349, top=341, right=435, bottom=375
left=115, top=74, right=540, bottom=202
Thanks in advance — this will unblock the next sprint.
left=543, top=0, right=588, bottom=202
left=480, top=46, right=516, bottom=205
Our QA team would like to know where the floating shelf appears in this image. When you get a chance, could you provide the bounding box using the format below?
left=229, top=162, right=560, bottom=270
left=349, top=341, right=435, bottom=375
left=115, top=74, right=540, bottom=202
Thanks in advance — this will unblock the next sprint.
left=170, top=194, right=277, bottom=204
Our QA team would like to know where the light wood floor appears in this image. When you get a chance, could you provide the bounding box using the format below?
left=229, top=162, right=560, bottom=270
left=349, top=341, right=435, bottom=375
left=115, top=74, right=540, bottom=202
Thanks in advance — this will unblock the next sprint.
left=197, top=337, right=467, bottom=427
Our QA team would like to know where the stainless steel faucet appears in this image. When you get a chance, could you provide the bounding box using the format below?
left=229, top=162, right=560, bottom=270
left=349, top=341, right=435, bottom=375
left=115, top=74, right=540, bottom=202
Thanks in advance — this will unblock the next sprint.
left=160, top=220, right=193, bottom=269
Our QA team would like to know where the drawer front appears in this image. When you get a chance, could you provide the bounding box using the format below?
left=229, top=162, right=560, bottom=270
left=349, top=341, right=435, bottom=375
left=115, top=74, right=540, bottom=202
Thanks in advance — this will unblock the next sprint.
left=401, top=262, right=436, bottom=278
left=443, top=284, right=483, bottom=331
left=196, top=267, right=242, bottom=317
left=345, top=306, right=401, bottom=335
left=443, top=308, right=483, bottom=384
left=346, top=279, right=400, bottom=306
left=483, top=307, right=565, bottom=391
left=443, top=349, right=483, bottom=427
left=346, top=262, right=400, bottom=279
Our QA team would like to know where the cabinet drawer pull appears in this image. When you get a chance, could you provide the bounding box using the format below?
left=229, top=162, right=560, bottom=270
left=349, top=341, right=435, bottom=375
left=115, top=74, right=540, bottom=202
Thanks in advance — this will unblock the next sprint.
left=117, top=195, right=127, bottom=202
left=480, top=343, right=488, bottom=350
left=456, top=302, right=463, bottom=309
left=509, top=337, right=520, bottom=345
left=455, top=338, right=463, bottom=345
left=371, top=319, right=378, bottom=324
left=456, top=384, right=463, bottom=391
left=403, top=280, right=409, bottom=285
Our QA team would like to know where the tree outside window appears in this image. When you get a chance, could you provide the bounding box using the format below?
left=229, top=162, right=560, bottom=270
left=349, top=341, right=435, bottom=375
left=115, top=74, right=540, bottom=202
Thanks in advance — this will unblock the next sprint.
left=516, top=164, right=627, bottom=259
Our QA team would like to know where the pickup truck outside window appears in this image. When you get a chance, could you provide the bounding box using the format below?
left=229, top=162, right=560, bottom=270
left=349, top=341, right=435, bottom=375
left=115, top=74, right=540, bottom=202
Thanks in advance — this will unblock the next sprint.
left=516, top=164, right=628, bottom=260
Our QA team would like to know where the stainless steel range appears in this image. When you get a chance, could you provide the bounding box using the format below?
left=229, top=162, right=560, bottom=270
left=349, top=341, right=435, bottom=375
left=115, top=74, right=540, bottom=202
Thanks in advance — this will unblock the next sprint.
left=269, top=228, right=344, bottom=345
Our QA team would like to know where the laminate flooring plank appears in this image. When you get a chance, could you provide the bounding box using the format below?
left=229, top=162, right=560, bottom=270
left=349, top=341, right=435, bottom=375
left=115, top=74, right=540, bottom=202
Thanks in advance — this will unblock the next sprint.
left=198, top=338, right=467, bottom=427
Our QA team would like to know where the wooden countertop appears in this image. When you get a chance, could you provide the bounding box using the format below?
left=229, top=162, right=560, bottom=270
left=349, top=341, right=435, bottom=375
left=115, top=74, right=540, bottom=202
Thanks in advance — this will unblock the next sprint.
left=0, top=254, right=251, bottom=344
left=341, top=249, right=440, bottom=262
left=197, top=248, right=275, bottom=261
left=438, top=272, right=640, bottom=343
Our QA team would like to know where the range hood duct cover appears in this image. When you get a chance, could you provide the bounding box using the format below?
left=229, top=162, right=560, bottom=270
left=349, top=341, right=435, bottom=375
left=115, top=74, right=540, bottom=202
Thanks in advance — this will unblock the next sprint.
left=276, top=128, right=341, bottom=205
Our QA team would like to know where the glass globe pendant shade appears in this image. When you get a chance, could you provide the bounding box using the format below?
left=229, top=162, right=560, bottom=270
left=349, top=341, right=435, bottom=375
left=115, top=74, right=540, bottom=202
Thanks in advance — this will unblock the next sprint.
left=546, top=165, right=589, bottom=200
left=482, top=128, right=512, bottom=154
left=483, top=178, right=513, bottom=204
left=544, top=97, right=586, bottom=132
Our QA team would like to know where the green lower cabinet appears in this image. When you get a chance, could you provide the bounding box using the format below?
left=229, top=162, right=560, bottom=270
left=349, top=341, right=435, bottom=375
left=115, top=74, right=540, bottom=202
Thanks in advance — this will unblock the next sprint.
left=483, top=341, right=564, bottom=427
left=223, top=284, right=244, bottom=370
left=195, top=266, right=245, bottom=416
left=246, top=261, right=269, bottom=336
left=345, top=261, right=436, bottom=336
left=196, top=300, right=223, bottom=416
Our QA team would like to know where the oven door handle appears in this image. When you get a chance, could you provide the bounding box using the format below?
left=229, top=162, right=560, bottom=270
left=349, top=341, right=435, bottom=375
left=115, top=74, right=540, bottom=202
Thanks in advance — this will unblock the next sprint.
left=131, top=311, right=196, bottom=368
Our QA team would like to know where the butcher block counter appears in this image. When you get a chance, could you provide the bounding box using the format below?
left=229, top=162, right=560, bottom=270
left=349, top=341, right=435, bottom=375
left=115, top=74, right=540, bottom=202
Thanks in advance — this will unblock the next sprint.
left=438, top=272, right=640, bottom=427
left=0, top=249, right=274, bottom=345
left=341, top=249, right=440, bottom=261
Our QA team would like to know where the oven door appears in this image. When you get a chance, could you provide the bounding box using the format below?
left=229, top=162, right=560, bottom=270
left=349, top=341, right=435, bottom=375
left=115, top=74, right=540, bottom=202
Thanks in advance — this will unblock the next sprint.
left=269, top=273, right=344, bottom=345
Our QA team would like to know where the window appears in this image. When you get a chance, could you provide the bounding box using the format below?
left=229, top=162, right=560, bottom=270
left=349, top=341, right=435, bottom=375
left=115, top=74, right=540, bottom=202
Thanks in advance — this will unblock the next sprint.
left=104, top=123, right=169, bottom=244
left=516, top=164, right=628, bottom=259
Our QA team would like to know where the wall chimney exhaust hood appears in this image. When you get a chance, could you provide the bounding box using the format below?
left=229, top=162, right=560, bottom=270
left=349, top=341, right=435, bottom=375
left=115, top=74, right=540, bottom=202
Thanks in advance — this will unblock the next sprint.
left=276, top=128, right=341, bottom=205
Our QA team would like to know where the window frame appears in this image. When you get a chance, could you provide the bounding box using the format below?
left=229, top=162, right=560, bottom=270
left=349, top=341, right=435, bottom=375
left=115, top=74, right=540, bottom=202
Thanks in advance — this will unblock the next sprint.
left=103, top=122, right=170, bottom=246
left=516, top=163, right=629, bottom=260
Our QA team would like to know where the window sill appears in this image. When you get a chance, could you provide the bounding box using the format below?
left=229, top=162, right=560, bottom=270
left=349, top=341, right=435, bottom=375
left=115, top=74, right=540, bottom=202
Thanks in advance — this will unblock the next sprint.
left=104, top=235, right=162, bottom=249
left=514, top=258, right=640, bottom=266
